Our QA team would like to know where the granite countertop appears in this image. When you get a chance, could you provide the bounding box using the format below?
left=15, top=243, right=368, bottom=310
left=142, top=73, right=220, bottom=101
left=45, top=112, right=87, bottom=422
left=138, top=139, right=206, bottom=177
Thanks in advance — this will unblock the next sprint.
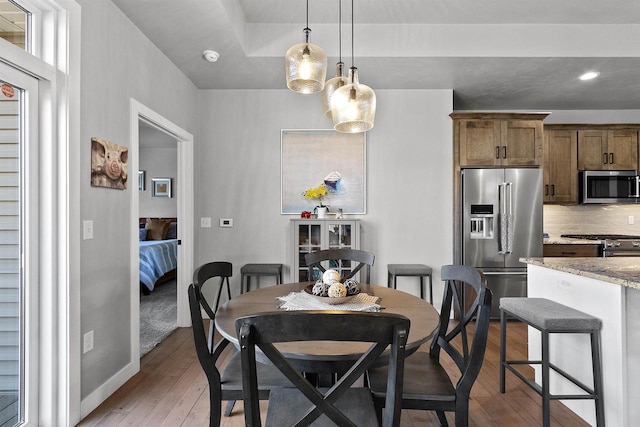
left=543, top=237, right=604, bottom=245
left=520, top=257, right=640, bottom=290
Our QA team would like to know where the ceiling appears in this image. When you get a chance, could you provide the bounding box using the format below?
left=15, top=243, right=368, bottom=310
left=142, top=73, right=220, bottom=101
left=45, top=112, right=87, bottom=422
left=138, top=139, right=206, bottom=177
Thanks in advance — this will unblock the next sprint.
left=111, top=0, right=640, bottom=111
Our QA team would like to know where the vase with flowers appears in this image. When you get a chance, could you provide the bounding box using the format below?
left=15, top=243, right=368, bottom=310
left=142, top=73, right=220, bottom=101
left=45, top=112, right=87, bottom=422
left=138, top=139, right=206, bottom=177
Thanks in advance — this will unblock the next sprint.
left=303, top=184, right=329, bottom=218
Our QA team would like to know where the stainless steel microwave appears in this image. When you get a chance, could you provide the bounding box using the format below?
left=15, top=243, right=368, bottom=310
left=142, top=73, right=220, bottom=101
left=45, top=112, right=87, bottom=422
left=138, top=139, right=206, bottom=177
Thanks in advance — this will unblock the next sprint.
left=579, top=170, right=640, bottom=204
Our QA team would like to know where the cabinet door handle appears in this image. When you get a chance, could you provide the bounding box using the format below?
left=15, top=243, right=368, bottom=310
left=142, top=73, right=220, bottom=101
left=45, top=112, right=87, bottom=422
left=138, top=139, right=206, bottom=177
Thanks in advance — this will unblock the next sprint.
left=603, top=153, right=608, bottom=164
left=502, top=146, right=507, bottom=159
left=551, top=184, right=555, bottom=196
left=495, top=146, right=500, bottom=159
left=545, top=185, right=549, bottom=196
left=609, top=152, right=614, bottom=164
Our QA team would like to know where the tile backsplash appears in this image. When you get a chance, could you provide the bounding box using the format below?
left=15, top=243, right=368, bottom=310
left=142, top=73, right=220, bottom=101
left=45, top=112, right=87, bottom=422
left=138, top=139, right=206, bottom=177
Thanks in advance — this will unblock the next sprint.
left=544, top=204, right=640, bottom=238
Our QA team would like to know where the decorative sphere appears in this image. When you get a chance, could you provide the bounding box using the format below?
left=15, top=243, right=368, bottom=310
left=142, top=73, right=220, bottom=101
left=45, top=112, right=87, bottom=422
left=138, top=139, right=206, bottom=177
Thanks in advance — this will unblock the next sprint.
left=322, top=269, right=341, bottom=285
left=312, top=281, right=329, bottom=297
left=328, top=282, right=347, bottom=298
left=344, top=278, right=360, bottom=296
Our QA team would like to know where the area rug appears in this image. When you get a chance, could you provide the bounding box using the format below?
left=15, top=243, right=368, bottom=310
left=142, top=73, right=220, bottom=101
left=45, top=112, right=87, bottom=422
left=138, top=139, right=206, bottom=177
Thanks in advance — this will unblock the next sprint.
left=140, top=279, right=177, bottom=357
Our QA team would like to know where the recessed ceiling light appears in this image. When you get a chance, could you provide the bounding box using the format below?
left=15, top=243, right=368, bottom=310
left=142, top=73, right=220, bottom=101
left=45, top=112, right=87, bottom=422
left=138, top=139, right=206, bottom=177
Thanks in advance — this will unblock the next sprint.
left=203, top=50, right=220, bottom=63
left=579, top=71, right=600, bottom=81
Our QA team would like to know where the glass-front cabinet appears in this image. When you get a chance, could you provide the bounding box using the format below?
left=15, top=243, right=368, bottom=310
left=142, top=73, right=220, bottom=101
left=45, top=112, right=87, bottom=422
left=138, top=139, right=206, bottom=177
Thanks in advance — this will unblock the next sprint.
left=291, top=219, right=361, bottom=282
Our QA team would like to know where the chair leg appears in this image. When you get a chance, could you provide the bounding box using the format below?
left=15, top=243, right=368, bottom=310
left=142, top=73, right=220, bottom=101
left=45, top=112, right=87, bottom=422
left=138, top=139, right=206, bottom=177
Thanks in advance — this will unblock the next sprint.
left=223, top=400, right=235, bottom=417
left=542, top=330, right=551, bottom=427
left=419, top=276, right=425, bottom=300
left=436, top=410, right=449, bottom=426
left=387, top=272, right=392, bottom=288
left=209, top=385, right=221, bottom=427
left=591, top=331, right=605, bottom=427
left=499, top=309, right=507, bottom=393
left=454, top=397, right=470, bottom=427
left=428, top=273, right=433, bottom=304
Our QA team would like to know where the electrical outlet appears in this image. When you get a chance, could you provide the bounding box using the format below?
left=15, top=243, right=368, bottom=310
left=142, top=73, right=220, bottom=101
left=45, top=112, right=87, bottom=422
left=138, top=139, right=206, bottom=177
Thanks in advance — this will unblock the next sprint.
left=200, top=217, right=212, bottom=228
left=219, top=218, right=233, bottom=228
left=83, top=330, right=94, bottom=354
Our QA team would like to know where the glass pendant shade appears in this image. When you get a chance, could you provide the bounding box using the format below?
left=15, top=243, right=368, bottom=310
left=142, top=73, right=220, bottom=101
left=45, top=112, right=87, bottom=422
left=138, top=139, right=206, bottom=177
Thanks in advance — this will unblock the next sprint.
left=321, top=62, right=348, bottom=118
left=285, top=30, right=327, bottom=94
left=331, top=67, right=376, bottom=133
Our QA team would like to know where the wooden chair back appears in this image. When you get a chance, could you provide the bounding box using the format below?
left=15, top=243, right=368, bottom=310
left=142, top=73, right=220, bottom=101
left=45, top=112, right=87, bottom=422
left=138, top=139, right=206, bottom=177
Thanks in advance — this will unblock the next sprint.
left=193, top=261, right=233, bottom=318
left=430, top=264, right=493, bottom=395
left=236, top=310, right=409, bottom=427
left=305, top=248, right=375, bottom=283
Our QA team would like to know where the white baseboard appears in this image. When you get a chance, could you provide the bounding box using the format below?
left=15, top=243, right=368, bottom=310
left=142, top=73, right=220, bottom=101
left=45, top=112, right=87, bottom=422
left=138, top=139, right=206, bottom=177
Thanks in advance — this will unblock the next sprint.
left=79, top=361, right=138, bottom=419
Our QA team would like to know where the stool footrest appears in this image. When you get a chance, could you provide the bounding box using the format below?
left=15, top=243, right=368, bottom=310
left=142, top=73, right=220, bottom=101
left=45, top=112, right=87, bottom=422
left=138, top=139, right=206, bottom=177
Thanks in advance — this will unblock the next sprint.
left=502, top=359, right=598, bottom=399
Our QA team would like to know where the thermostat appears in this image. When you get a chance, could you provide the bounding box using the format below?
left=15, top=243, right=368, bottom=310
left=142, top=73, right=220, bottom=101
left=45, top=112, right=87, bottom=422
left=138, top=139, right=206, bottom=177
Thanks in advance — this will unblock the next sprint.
left=219, top=218, right=233, bottom=228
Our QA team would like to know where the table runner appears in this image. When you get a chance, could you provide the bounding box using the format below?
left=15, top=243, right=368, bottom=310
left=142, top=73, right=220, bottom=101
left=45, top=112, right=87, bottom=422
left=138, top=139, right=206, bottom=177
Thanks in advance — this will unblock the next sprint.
left=277, top=291, right=382, bottom=312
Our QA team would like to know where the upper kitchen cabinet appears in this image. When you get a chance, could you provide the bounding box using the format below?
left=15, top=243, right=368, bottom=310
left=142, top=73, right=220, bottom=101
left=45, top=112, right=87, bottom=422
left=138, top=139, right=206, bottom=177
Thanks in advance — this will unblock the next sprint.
left=578, top=129, right=638, bottom=171
left=543, top=129, right=577, bottom=203
left=452, top=112, right=548, bottom=167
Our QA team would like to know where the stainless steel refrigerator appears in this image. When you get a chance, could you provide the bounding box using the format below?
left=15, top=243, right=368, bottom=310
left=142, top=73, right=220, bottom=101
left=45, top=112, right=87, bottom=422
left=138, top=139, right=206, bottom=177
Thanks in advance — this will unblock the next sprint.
left=462, top=168, right=543, bottom=318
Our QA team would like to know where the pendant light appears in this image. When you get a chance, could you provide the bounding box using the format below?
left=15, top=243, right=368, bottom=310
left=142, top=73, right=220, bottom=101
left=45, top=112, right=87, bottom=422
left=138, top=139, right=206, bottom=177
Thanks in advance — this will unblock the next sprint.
left=285, top=0, right=327, bottom=94
left=331, top=0, right=376, bottom=133
left=321, top=0, right=349, bottom=118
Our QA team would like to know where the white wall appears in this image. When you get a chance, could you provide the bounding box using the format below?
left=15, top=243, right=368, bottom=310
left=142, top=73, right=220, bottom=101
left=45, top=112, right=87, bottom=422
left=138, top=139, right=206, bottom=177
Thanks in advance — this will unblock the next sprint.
left=196, top=89, right=454, bottom=309
left=77, top=0, right=198, bottom=402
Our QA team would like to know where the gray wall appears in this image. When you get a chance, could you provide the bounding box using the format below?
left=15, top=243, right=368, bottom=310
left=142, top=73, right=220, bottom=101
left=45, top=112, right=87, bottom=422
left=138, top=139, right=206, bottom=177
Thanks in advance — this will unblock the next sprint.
left=139, top=146, right=178, bottom=218
left=196, top=89, right=454, bottom=306
left=78, top=0, right=198, bottom=399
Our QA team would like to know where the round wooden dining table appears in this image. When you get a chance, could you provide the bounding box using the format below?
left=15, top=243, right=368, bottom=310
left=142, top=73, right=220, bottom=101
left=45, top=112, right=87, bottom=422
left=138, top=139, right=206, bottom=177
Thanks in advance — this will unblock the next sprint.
left=215, top=282, right=441, bottom=374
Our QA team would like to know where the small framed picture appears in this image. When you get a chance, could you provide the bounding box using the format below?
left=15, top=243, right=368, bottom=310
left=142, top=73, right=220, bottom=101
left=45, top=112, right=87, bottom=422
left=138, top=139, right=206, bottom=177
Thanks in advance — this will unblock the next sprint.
left=138, top=171, right=145, bottom=191
left=152, top=178, right=172, bottom=198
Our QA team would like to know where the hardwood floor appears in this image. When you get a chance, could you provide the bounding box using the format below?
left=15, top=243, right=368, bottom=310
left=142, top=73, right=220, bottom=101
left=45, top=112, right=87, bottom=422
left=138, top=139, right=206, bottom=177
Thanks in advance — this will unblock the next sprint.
left=77, top=321, right=589, bottom=426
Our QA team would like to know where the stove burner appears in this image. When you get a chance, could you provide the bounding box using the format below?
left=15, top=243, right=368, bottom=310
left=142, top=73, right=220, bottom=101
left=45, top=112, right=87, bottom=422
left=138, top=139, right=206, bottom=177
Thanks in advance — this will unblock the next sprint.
left=561, top=234, right=640, bottom=241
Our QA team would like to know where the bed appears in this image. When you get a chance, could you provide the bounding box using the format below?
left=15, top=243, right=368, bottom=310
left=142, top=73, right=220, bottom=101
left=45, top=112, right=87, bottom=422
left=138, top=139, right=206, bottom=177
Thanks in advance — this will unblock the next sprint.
left=139, top=218, right=178, bottom=294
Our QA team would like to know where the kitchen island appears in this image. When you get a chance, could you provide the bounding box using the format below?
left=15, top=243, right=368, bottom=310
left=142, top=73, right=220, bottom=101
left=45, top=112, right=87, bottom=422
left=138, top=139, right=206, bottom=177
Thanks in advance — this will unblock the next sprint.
left=520, top=257, right=640, bottom=427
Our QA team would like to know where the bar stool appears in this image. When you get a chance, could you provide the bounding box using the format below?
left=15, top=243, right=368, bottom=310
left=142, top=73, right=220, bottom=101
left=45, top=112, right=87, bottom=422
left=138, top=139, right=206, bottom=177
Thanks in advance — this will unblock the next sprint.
left=387, top=264, right=433, bottom=303
left=240, top=263, right=283, bottom=293
left=500, top=297, right=604, bottom=427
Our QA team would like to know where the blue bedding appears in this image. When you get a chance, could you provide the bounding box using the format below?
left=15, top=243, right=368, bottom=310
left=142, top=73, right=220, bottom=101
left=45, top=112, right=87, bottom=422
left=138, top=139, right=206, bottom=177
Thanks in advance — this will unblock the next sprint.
left=139, top=239, right=178, bottom=292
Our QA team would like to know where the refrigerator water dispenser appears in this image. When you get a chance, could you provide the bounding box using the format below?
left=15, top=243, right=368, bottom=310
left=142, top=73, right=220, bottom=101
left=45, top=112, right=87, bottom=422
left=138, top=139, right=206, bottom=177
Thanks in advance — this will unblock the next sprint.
left=469, top=204, right=494, bottom=239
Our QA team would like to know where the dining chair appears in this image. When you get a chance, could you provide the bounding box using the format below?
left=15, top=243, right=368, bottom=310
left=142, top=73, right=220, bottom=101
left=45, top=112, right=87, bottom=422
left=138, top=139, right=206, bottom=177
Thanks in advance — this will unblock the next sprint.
left=305, top=248, right=375, bottom=283
left=188, top=284, right=291, bottom=427
left=367, top=264, right=493, bottom=427
left=236, top=310, right=410, bottom=427
left=193, top=261, right=233, bottom=349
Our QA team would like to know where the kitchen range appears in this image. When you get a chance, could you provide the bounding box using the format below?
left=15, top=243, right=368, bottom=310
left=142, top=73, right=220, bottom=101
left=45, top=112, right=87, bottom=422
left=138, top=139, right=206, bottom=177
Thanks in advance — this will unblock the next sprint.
left=560, top=234, right=640, bottom=257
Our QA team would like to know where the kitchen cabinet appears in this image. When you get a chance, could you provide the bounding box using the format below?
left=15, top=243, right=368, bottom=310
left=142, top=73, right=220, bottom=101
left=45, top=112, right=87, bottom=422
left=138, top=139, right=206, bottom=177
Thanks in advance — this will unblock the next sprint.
left=543, top=243, right=601, bottom=257
left=543, top=130, right=578, bottom=203
left=578, top=129, right=638, bottom=171
left=453, top=113, right=547, bottom=167
left=290, top=219, right=360, bottom=283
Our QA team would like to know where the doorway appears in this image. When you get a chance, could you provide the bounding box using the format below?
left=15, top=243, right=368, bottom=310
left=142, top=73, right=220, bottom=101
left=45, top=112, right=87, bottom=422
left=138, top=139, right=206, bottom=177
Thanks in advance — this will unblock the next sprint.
left=129, top=99, right=194, bottom=369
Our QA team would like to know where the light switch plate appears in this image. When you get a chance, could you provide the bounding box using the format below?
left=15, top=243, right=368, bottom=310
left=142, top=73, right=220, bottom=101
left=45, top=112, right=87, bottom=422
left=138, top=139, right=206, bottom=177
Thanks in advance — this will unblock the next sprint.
left=219, top=218, right=233, bottom=228
left=83, top=220, right=94, bottom=240
left=200, top=217, right=212, bottom=228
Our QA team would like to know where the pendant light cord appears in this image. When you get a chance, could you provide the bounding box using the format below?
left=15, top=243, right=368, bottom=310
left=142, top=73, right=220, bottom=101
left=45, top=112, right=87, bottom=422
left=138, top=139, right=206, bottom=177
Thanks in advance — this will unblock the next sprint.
left=304, top=0, right=310, bottom=42
left=351, top=0, right=354, bottom=67
left=338, top=0, right=342, bottom=63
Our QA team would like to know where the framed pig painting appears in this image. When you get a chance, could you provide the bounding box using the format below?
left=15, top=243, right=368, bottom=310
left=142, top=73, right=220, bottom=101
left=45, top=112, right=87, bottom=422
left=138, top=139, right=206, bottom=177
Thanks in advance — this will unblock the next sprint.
left=90, top=137, right=129, bottom=189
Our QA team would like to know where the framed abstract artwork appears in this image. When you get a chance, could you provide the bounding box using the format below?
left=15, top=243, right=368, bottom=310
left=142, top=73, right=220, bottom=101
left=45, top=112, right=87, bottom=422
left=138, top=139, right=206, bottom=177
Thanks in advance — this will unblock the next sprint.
left=151, top=178, right=172, bottom=198
left=281, top=129, right=366, bottom=214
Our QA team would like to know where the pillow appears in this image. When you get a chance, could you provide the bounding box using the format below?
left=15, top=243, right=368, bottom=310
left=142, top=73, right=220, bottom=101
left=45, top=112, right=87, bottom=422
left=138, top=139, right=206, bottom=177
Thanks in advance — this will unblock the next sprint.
left=166, top=222, right=178, bottom=239
left=139, top=228, right=148, bottom=241
left=145, top=218, right=171, bottom=240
